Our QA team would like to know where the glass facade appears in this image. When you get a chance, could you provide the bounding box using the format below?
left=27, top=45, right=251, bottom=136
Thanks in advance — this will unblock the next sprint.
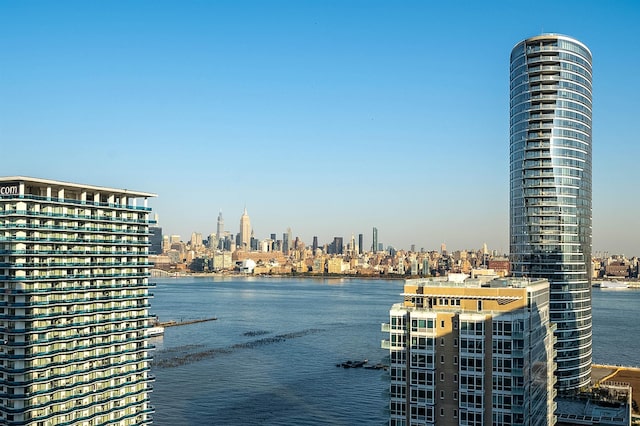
left=509, top=34, right=592, bottom=392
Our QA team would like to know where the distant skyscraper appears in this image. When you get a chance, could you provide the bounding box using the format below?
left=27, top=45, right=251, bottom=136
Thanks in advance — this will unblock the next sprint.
left=239, top=208, right=251, bottom=250
left=358, top=233, right=363, bottom=255
left=190, top=232, right=203, bottom=247
left=312, top=236, right=318, bottom=253
left=282, top=230, right=290, bottom=254
left=331, top=237, right=344, bottom=255
left=149, top=225, right=163, bottom=254
left=510, top=34, right=592, bottom=392
left=217, top=210, right=224, bottom=239
left=372, top=227, right=378, bottom=253
left=286, top=228, right=292, bottom=253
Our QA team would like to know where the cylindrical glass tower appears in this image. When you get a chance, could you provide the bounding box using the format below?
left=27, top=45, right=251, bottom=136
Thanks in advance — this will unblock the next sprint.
left=509, top=34, right=592, bottom=392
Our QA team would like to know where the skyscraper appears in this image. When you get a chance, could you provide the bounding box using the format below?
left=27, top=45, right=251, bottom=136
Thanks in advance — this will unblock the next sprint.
left=372, top=227, right=378, bottom=253
left=510, top=34, right=592, bottom=392
left=216, top=210, right=224, bottom=241
left=0, top=177, right=155, bottom=425
left=239, top=208, right=251, bottom=250
left=282, top=230, right=290, bottom=254
left=149, top=225, right=163, bottom=254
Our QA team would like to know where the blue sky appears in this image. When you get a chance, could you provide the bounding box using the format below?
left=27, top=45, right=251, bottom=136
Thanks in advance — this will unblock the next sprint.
left=2, top=1, right=639, bottom=255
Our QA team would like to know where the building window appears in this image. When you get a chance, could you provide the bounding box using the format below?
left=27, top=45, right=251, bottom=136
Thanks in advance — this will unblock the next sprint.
left=440, top=355, right=445, bottom=364
left=454, top=409, right=458, bottom=418
left=440, top=372, right=445, bottom=381
left=440, top=337, right=445, bottom=346
left=454, top=356, right=458, bottom=365
left=453, top=391, right=458, bottom=400
left=454, top=338, right=458, bottom=347
left=440, top=408, right=444, bottom=416
left=440, top=390, right=444, bottom=399
left=454, top=374, right=458, bottom=383
left=477, top=300, right=483, bottom=311
left=440, top=320, right=445, bottom=328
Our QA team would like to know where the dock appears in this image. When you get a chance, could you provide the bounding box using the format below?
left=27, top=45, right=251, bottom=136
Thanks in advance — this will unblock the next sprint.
left=158, top=317, right=218, bottom=328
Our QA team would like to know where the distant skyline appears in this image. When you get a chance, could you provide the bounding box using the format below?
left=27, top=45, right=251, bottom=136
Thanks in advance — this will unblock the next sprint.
left=2, top=1, right=640, bottom=254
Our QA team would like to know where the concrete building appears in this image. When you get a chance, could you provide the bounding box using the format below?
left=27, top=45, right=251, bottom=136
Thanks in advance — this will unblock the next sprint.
left=384, top=276, right=556, bottom=426
left=510, top=34, right=593, bottom=392
left=0, top=177, right=156, bottom=425
left=189, top=232, right=203, bottom=248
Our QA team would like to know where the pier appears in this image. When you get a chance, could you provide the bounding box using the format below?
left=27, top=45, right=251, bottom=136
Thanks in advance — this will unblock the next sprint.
left=158, top=317, right=218, bottom=328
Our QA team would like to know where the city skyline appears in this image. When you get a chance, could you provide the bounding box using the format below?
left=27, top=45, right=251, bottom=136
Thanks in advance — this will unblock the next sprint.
left=3, top=1, right=640, bottom=254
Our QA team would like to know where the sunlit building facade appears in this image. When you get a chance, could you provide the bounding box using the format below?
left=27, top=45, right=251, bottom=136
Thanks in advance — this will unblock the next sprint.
left=509, top=34, right=593, bottom=392
left=239, top=208, right=251, bottom=250
left=0, top=177, right=156, bottom=425
left=384, top=277, right=556, bottom=426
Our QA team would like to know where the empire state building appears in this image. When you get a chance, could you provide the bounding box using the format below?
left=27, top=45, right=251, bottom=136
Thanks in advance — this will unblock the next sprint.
left=239, top=208, right=251, bottom=250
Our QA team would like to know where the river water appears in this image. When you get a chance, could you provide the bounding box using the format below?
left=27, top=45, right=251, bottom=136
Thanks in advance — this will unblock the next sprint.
left=148, top=277, right=640, bottom=425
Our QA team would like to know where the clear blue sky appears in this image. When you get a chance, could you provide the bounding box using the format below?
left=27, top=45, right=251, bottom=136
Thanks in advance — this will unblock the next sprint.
left=2, top=1, right=639, bottom=255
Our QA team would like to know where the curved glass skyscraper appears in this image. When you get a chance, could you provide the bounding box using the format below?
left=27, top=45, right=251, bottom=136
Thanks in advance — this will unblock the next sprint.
left=509, top=34, right=592, bottom=392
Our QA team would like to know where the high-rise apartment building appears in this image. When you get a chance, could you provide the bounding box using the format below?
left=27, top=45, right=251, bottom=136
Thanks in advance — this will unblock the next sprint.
left=239, top=208, right=251, bottom=250
left=384, top=276, right=556, bottom=426
left=0, top=177, right=156, bottom=425
left=510, top=34, right=593, bottom=392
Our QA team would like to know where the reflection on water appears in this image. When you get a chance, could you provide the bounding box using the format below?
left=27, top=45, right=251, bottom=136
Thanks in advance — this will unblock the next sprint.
left=148, top=277, right=640, bottom=425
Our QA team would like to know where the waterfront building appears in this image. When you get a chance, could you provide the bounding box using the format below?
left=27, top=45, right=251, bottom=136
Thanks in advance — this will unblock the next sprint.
left=0, top=177, right=156, bottom=425
left=239, top=208, right=251, bottom=250
left=358, top=234, right=363, bottom=255
left=510, top=34, right=593, bottom=392
left=327, top=258, right=344, bottom=274
left=384, top=276, right=556, bottom=426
